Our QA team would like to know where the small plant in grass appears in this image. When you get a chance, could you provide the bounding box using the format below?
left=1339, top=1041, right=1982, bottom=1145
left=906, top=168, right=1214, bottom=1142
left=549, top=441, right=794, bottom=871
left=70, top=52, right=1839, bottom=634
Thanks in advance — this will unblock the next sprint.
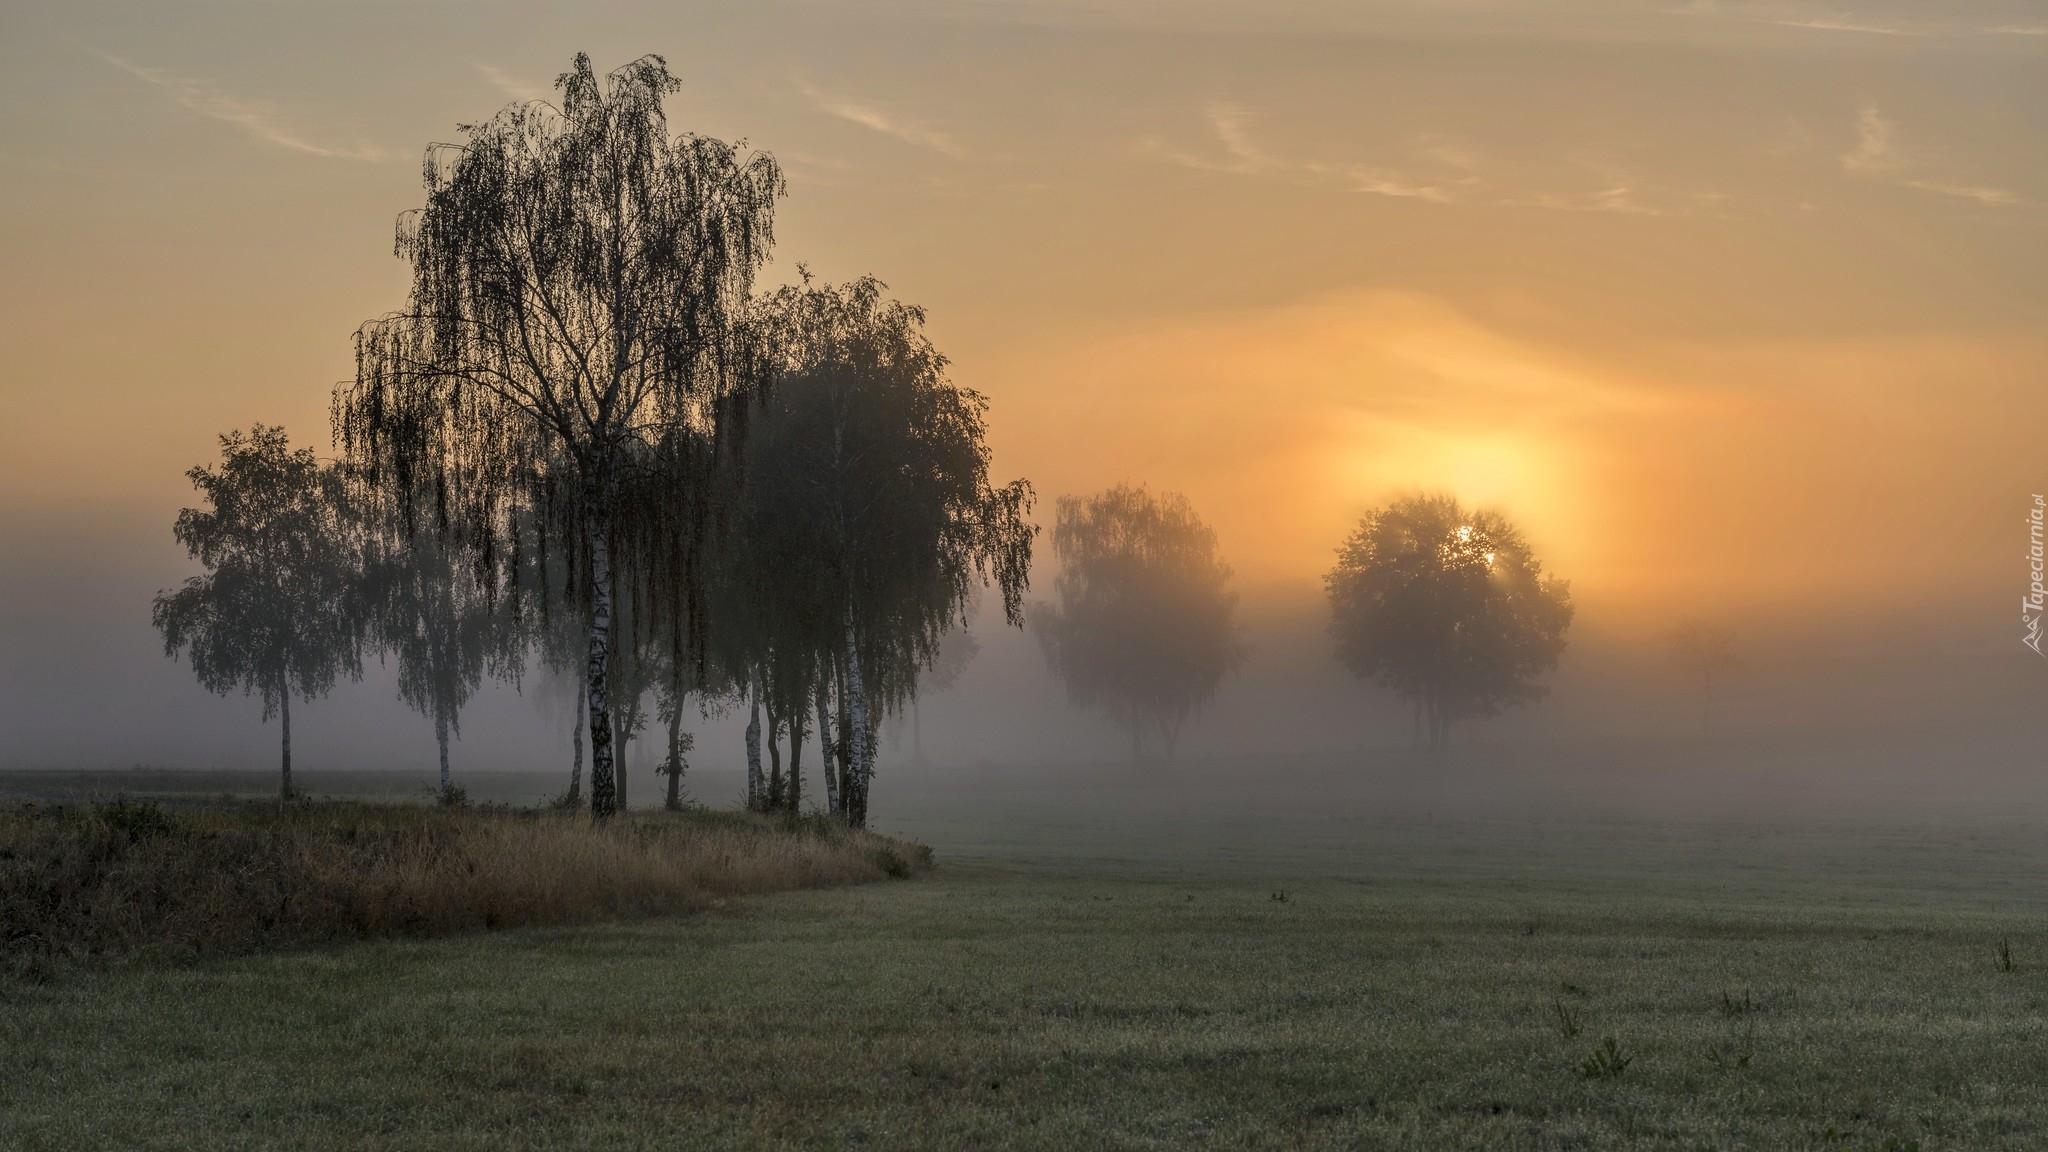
left=1579, top=1037, right=1632, bottom=1079
left=1270, top=890, right=1290, bottom=903
left=1707, top=1019, right=1754, bottom=1069
left=436, top=785, right=470, bottom=809
left=1551, top=998, right=1583, bottom=1039
left=1997, top=937, right=2017, bottom=973
left=1721, top=989, right=1755, bottom=1018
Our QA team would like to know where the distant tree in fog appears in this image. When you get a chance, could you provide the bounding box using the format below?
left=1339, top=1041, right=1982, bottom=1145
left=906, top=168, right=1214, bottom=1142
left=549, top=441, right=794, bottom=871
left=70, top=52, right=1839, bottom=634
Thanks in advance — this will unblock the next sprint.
left=1324, top=494, right=1572, bottom=753
left=1032, top=485, right=1246, bottom=761
left=334, top=52, right=782, bottom=821
left=151, top=426, right=362, bottom=799
left=1666, top=619, right=1740, bottom=738
left=908, top=619, right=979, bottom=767
left=355, top=488, right=522, bottom=799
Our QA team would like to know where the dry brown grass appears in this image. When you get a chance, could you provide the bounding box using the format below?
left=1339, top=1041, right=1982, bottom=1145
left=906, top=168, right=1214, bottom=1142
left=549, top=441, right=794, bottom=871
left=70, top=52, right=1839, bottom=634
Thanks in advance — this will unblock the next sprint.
left=0, top=797, right=927, bottom=969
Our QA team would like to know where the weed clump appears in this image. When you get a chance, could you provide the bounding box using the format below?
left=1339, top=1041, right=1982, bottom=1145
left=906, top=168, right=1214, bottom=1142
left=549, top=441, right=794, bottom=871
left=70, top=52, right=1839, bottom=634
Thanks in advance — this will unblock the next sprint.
left=1551, top=998, right=1583, bottom=1040
left=1579, top=1037, right=1633, bottom=1079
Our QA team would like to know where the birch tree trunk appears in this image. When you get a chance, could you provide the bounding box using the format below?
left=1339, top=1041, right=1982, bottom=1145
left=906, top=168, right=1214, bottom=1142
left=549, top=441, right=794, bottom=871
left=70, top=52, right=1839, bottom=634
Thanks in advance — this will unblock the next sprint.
left=436, top=710, right=451, bottom=794
left=844, top=615, right=870, bottom=829
left=766, top=698, right=785, bottom=810
left=744, top=665, right=764, bottom=812
left=665, top=701, right=684, bottom=811
left=569, top=679, right=585, bottom=804
left=585, top=497, right=618, bottom=821
left=816, top=674, right=839, bottom=817
left=788, top=709, right=804, bottom=813
left=279, top=680, right=293, bottom=801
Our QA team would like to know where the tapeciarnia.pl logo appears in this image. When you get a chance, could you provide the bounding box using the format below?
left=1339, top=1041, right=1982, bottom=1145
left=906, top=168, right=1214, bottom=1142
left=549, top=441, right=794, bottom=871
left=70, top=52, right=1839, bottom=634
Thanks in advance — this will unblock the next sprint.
left=2027, top=494, right=2046, bottom=656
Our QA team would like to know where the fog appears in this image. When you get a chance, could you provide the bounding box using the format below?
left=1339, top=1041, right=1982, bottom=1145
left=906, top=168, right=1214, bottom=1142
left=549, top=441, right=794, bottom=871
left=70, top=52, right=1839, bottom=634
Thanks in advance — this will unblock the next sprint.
left=6, top=500, right=2041, bottom=832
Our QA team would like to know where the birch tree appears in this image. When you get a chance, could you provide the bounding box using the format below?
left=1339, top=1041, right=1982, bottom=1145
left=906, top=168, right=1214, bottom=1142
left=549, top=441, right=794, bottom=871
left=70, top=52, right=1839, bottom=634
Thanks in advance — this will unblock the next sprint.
left=743, top=276, right=1035, bottom=827
left=1324, top=494, right=1574, bottom=752
left=151, top=426, right=362, bottom=798
left=334, top=52, right=780, bottom=820
left=1032, top=486, right=1246, bottom=761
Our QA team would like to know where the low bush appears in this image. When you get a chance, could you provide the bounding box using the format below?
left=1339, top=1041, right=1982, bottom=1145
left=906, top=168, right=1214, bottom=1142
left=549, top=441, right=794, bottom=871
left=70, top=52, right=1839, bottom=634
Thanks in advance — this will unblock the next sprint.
left=0, top=798, right=928, bottom=970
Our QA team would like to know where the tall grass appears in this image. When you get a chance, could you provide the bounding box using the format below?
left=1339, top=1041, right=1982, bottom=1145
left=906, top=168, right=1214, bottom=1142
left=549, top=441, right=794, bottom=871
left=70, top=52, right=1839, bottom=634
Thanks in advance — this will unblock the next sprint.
left=0, top=798, right=927, bottom=969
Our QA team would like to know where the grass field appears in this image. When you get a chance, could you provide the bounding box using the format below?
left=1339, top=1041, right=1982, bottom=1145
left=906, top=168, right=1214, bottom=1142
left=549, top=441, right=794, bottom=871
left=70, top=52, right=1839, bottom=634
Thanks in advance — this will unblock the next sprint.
left=6, top=755, right=2048, bottom=1151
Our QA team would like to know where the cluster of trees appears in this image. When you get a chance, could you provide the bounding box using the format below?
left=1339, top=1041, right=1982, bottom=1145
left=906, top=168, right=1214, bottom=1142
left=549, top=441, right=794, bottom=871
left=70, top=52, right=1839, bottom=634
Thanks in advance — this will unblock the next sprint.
left=153, top=55, right=1592, bottom=793
left=1025, top=488, right=1576, bottom=762
left=154, top=54, right=1032, bottom=825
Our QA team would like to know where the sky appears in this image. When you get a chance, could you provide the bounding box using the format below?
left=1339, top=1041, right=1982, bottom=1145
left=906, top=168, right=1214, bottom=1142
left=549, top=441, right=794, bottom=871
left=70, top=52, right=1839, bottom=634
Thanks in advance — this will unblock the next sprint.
left=0, top=0, right=2043, bottom=780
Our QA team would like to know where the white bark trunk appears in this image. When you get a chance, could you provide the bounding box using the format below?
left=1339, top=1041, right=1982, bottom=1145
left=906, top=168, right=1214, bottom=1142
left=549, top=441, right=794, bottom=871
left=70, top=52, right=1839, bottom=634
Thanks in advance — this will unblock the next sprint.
left=665, top=689, right=685, bottom=810
left=817, top=672, right=840, bottom=817
left=844, top=616, right=870, bottom=829
left=586, top=503, right=618, bottom=820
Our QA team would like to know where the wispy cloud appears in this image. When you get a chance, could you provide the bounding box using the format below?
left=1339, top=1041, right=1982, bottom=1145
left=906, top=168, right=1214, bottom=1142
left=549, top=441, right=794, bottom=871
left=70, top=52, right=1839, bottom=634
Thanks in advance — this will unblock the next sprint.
left=1905, top=181, right=2022, bottom=206
left=794, top=78, right=964, bottom=157
left=1766, top=15, right=1922, bottom=35
left=474, top=62, right=551, bottom=105
left=1147, top=103, right=1693, bottom=215
left=1840, top=105, right=1896, bottom=172
left=1838, top=105, right=2023, bottom=206
left=95, top=50, right=388, bottom=161
left=1986, top=24, right=2048, bottom=35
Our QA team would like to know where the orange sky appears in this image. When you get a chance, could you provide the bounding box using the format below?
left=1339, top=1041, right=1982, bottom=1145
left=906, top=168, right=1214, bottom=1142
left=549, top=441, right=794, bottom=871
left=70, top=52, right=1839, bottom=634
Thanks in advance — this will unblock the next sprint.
left=2, top=0, right=2044, bottom=642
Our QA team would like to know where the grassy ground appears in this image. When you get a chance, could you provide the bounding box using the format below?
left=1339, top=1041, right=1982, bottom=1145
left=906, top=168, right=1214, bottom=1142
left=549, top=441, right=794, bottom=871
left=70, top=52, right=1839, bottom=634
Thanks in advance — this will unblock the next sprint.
left=5, top=808, right=2047, bottom=1150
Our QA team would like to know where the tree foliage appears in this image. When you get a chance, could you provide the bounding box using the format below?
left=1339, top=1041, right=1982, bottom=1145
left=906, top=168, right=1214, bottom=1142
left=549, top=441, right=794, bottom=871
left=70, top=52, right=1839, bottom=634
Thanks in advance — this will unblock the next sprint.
left=1033, top=485, right=1245, bottom=760
left=334, top=52, right=782, bottom=819
left=1324, top=494, right=1573, bottom=750
left=151, top=426, right=362, bottom=797
left=724, top=275, right=1036, bottom=825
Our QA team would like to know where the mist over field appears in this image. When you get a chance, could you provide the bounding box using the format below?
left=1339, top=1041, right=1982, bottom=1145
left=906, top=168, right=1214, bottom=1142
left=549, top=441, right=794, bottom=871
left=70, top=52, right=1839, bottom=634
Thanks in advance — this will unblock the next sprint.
left=5, top=512, right=2041, bottom=832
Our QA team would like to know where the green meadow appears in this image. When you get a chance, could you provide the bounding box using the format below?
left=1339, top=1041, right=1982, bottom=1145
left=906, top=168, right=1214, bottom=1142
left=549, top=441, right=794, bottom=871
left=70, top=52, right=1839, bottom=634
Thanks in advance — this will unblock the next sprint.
left=5, top=760, right=2046, bottom=1150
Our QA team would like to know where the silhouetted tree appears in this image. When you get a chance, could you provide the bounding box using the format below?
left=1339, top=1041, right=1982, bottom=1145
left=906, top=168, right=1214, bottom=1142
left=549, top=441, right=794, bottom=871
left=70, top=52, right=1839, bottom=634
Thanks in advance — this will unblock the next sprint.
left=1667, top=619, right=1741, bottom=738
left=335, top=52, right=781, bottom=821
left=737, top=275, right=1035, bottom=826
left=151, top=426, right=362, bottom=798
left=1325, top=494, right=1572, bottom=752
left=1032, top=485, right=1246, bottom=761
